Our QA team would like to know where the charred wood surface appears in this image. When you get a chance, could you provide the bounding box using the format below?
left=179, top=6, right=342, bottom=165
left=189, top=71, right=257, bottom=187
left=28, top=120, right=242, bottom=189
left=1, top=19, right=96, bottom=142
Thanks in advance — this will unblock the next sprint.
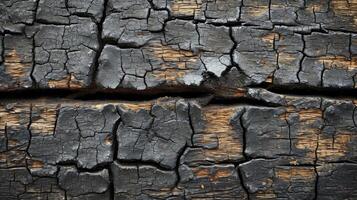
left=1, top=0, right=357, bottom=199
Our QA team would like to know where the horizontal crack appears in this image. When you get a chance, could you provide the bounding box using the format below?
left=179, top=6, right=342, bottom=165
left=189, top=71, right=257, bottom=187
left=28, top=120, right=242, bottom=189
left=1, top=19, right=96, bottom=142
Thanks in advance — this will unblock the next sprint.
left=1, top=85, right=357, bottom=104
left=264, top=84, right=357, bottom=100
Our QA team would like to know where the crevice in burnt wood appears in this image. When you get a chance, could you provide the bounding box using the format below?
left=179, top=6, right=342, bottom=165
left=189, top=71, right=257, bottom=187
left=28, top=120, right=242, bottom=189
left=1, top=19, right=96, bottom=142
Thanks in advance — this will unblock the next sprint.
left=90, top=0, right=109, bottom=89
left=2, top=85, right=357, bottom=103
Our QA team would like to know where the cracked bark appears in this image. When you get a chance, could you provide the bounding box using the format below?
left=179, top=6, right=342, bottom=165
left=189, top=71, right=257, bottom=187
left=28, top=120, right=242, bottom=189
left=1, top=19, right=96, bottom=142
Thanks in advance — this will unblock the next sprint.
left=1, top=0, right=357, bottom=199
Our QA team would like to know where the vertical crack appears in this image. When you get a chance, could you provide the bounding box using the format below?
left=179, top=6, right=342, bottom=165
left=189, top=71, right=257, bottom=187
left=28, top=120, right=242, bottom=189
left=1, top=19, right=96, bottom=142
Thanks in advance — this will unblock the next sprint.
left=30, top=35, right=37, bottom=88
left=195, top=23, right=201, bottom=46
left=25, top=104, right=33, bottom=175
left=90, top=0, right=109, bottom=88
left=239, top=108, right=248, bottom=160
left=188, top=102, right=196, bottom=146
left=229, top=27, right=237, bottom=69
left=297, top=34, right=306, bottom=83
left=320, top=61, right=326, bottom=87
left=108, top=165, right=115, bottom=200
left=228, top=27, right=248, bottom=76
left=237, top=107, right=250, bottom=199
left=268, top=0, right=272, bottom=21
left=237, top=165, right=250, bottom=200
left=238, top=0, right=243, bottom=21
left=33, top=0, right=40, bottom=23
left=174, top=144, right=186, bottom=192
left=271, top=31, right=278, bottom=85
left=112, top=106, right=121, bottom=164
left=108, top=106, right=122, bottom=200
left=172, top=102, right=197, bottom=190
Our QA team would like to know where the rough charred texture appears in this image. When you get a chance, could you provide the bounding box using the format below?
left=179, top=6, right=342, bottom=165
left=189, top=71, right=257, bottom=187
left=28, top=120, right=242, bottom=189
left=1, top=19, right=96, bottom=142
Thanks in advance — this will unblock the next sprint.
left=239, top=158, right=316, bottom=199
left=182, top=105, right=245, bottom=165
left=317, top=163, right=357, bottom=199
left=1, top=35, right=33, bottom=88
left=1, top=0, right=356, bottom=92
left=0, top=103, right=31, bottom=170
left=0, top=94, right=356, bottom=199
left=178, top=164, right=248, bottom=199
left=1, top=0, right=357, bottom=199
left=58, top=166, right=110, bottom=199
left=29, top=103, right=119, bottom=174
left=111, top=162, right=180, bottom=199
left=0, top=168, right=65, bottom=200
left=116, top=99, right=193, bottom=169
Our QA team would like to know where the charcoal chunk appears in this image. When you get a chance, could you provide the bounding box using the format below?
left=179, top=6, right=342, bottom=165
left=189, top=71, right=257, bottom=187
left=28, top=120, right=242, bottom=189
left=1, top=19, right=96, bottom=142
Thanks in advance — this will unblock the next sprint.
left=0, top=0, right=37, bottom=33
left=116, top=99, right=193, bottom=169
left=29, top=104, right=119, bottom=174
left=58, top=166, right=110, bottom=199
left=242, top=107, right=291, bottom=158
left=239, top=158, right=316, bottom=199
left=317, top=163, right=357, bottom=200
left=111, top=162, right=180, bottom=199
left=33, top=16, right=99, bottom=88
